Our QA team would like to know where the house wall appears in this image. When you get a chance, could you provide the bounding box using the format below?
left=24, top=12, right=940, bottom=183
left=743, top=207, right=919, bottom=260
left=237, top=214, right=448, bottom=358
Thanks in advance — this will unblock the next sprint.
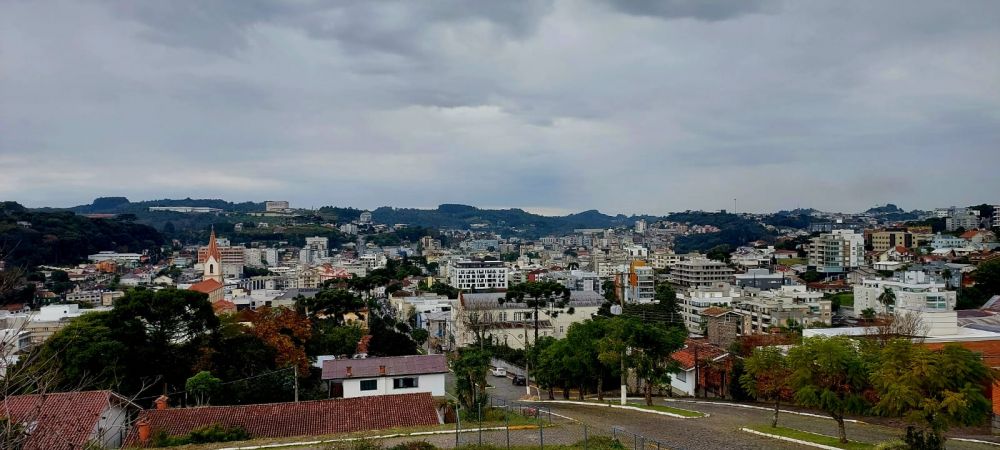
left=90, top=404, right=131, bottom=449
left=669, top=369, right=695, bottom=396
left=342, top=373, right=446, bottom=398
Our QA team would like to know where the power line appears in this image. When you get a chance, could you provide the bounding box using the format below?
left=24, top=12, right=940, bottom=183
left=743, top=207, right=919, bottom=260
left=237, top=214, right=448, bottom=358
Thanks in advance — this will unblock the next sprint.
left=133, top=366, right=296, bottom=402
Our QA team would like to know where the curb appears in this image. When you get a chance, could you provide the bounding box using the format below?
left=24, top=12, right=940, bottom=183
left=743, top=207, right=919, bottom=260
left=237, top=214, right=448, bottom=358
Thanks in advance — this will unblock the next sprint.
left=740, top=427, right=843, bottom=450
left=665, top=399, right=865, bottom=424
left=215, top=426, right=511, bottom=450
left=535, top=400, right=706, bottom=419
left=951, top=437, right=1000, bottom=447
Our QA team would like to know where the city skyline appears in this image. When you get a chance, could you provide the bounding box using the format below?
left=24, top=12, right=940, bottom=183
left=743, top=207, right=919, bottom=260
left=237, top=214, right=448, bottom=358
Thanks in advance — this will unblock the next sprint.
left=2, top=1, right=999, bottom=214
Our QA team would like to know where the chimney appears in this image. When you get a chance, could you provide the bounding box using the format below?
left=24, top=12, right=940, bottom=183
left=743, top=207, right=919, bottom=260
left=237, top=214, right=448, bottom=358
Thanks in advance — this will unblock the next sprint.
left=346, top=366, right=353, bottom=377
left=154, top=395, right=169, bottom=410
left=379, top=365, right=386, bottom=376
left=137, top=418, right=151, bottom=444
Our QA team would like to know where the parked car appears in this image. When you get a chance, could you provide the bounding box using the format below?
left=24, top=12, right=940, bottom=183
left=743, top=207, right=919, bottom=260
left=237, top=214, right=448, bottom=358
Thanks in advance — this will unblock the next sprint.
left=512, top=375, right=526, bottom=386
left=491, top=367, right=507, bottom=377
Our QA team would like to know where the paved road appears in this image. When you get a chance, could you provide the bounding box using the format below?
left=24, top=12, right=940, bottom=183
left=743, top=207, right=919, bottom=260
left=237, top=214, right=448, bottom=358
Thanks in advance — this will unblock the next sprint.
left=480, top=373, right=999, bottom=450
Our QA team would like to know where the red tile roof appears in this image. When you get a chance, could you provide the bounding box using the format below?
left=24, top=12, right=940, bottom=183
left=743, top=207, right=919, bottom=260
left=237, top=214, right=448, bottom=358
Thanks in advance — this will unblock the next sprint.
left=700, top=306, right=732, bottom=317
left=323, top=354, right=448, bottom=380
left=1, top=390, right=137, bottom=450
left=670, top=341, right=729, bottom=371
left=123, top=393, right=439, bottom=446
left=188, top=278, right=223, bottom=294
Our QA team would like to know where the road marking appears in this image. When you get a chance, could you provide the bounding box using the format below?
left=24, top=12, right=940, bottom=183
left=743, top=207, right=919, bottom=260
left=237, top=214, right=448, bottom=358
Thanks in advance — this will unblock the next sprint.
left=951, top=437, right=1000, bottom=447
left=532, top=400, right=705, bottom=419
left=664, top=399, right=864, bottom=424
left=740, top=427, right=843, bottom=450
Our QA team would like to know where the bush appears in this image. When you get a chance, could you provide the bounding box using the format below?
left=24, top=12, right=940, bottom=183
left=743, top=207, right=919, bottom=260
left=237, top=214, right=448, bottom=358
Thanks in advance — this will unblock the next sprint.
left=150, top=423, right=250, bottom=447
left=389, top=441, right=437, bottom=450
left=576, top=436, right=627, bottom=450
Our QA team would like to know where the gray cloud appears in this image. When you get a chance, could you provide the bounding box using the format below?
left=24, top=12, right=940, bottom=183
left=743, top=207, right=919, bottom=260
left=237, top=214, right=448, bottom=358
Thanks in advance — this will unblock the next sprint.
left=1, top=0, right=998, bottom=214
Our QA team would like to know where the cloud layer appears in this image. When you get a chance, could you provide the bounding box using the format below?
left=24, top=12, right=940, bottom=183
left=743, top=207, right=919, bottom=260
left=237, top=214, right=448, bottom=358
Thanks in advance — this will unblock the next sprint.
left=2, top=0, right=998, bottom=214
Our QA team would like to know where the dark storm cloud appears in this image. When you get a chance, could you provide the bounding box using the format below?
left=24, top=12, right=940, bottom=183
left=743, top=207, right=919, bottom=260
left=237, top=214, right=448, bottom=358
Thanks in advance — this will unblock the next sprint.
left=1, top=0, right=998, bottom=213
left=600, top=0, right=779, bottom=21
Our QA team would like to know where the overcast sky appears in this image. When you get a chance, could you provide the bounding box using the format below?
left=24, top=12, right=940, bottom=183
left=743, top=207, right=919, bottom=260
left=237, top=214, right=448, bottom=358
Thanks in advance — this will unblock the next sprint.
left=2, top=1, right=998, bottom=215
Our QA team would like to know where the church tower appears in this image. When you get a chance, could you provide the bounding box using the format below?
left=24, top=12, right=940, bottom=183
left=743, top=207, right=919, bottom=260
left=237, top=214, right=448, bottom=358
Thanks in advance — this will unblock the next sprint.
left=203, top=228, right=224, bottom=283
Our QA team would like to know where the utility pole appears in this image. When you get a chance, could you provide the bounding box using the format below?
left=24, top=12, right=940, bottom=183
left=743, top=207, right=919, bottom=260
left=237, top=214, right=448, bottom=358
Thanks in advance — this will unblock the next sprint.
left=293, top=365, right=299, bottom=403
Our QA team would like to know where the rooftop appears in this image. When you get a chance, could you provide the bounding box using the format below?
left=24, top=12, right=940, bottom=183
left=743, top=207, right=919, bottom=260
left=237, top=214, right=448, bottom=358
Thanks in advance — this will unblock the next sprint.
left=322, top=354, right=448, bottom=380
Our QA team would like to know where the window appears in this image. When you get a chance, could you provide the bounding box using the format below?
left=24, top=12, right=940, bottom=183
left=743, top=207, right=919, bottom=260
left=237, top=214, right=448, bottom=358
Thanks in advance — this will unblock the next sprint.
left=393, top=377, right=418, bottom=389
left=676, top=371, right=686, bottom=382
left=360, top=379, right=378, bottom=391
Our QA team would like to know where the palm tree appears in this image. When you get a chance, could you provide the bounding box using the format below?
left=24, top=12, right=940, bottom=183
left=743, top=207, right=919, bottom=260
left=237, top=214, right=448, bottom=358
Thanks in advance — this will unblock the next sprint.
left=877, top=287, right=896, bottom=313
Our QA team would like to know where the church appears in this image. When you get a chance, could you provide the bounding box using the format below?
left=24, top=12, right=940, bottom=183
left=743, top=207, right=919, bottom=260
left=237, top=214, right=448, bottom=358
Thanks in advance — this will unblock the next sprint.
left=188, top=228, right=226, bottom=305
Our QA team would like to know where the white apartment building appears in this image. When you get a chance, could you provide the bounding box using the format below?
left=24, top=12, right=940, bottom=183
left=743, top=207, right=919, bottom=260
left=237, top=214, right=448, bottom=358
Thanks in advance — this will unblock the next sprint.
left=807, top=230, right=865, bottom=274
left=634, top=219, right=647, bottom=234
left=454, top=291, right=603, bottom=349
left=946, top=209, right=981, bottom=231
left=263, top=248, right=279, bottom=266
left=245, top=248, right=264, bottom=267
left=733, top=286, right=832, bottom=333
left=853, top=271, right=956, bottom=317
left=449, top=260, right=508, bottom=291
left=669, top=258, right=735, bottom=287
left=87, top=251, right=143, bottom=264
left=678, top=283, right=742, bottom=332
left=265, top=200, right=289, bottom=212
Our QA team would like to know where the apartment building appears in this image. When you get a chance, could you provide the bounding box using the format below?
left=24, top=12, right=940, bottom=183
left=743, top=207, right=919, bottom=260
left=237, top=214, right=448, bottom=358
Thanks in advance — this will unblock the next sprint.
left=449, top=260, right=508, bottom=291
left=669, top=258, right=735, bottom=288
left=870, top=230, right=913, bottom=252
left=618, top=261, right=655, bottom=304
left=946, top=209, right=981, bottom=232
left=732, top=286, right=832, bottom=333
left=807, top=230, right=865, bottom=274
left=853, top=271, right=956, bottom=317
left=677, top=283, right=742, bottom=333
left=454, top=291, right=603, bottom=349
left=264, top=200, right=289, bottom=212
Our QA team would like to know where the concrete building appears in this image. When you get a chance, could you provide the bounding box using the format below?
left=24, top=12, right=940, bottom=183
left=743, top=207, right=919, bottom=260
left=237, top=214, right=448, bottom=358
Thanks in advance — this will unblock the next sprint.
left=454, top=291, right=603, bottom=349
left=359, top=211, right=373, bottom=224
left=537, top=269, right=602, bottom=292
left=618, top=261, right=655, bottom=304
left=634, top=219, right=647, bottom=234
left=678, top=283, right=742, bottom=333
left=449, top=260, right=508, bottom=291
left=669, top=258, right=735, bottom=288
left=871, top=230, right=913, bottom=252
left=148, top=206, right=222, bottom=213
left=853, top=271, right=956, bottom=317
left=265, top=200, right=290, bottom=212
left=87, top=251, right=142, bottom=264
left=732, top=286, right=832, bottom=332
left=807, top=230, right=865, bottom=274
left=946, top=209, right=981, bottom=231
left=734, top=268, right=786, bottom=290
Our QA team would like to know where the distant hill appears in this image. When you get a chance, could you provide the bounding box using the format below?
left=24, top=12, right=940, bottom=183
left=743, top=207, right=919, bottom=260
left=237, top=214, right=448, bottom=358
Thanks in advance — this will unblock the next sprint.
left=67, top=197, right=265, bottom=214
left=0, top=202, right=164, bottom=268
left=369, top=204, right=655, bottom=237
left=865, top=204, right=904, bottom=214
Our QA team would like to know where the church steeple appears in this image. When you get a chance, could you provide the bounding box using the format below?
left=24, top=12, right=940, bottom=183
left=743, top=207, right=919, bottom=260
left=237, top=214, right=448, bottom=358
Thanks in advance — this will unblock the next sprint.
left=203, top=227, right=223, bottom=283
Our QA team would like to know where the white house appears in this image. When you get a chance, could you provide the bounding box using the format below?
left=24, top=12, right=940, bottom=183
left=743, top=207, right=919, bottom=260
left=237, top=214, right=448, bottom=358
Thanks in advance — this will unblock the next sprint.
left=321, top=354, right=448, bottom=399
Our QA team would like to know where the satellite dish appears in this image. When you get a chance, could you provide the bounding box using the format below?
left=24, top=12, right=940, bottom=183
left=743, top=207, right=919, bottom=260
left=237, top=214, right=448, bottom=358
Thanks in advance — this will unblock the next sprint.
left=610, top=304, right=623, bottom=315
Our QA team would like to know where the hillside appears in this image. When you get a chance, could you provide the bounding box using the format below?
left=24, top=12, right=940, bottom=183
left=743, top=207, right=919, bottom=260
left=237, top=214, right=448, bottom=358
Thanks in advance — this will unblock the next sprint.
left=0, top=202, right=164, bottom=268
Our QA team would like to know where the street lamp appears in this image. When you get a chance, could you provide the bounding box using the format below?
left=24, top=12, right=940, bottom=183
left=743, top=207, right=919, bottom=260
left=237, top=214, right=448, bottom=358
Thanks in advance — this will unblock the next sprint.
left=610, top=288, right=627, bottom=406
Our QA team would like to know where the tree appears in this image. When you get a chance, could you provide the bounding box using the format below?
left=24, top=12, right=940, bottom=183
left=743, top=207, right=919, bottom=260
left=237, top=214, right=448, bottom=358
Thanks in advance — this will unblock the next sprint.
left=502, top=281, right=571, bottom=345
left=307, top=321, right=364, bottom=357
left=861, top=308, right=876, bottom=322
left=877, top=287, right=896, bottom=312
left=411, top=328, right=429, bottom=346
left=787, top=336, right=871, bottom=443
left=597, top=317, right=684, bottom=406
left=740, top=346, right=793, bottom=427
left=451, top=348, right=490, bottom=411
left=871, top=340, right=996, bottom=449
left=297, top=289, right=365, bottom=324
left=243, top=307, right=312, bottom=374
left=186, top=371, right=222, bottom=406
left=974, top=259, right=1000, bottom=299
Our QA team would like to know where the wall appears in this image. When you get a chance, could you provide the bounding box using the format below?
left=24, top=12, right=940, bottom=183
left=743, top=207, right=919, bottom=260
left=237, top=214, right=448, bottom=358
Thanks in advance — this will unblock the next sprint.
left=343, top=373, right=446, bottom=399
left=669, top=369, right=695, bottom=396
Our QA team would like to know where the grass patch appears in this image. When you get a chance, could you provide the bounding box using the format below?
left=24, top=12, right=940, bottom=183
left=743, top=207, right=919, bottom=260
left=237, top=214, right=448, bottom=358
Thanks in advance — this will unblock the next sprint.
left=625, top=402, right=705, bottom=418
left=777, top=257, right=807, bottom=267
left=746, top=424, right=874, bottom=449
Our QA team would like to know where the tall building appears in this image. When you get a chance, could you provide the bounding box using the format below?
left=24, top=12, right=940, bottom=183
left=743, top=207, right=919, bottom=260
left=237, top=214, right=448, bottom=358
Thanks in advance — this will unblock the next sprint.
left=669, top=258, right=735, bottom=288
left=945, top=209, right=981, bottom=231
left=807, top=230, right=865, bottom=274
left=359, top=211, right=373, bottom=224
left=853, top=271, right=955, bottom=317
left=449, top=260, right=508, bottom=291
left=634, top=219, right=647, bottom=234
left=618, top=261, right=655, bottom=303
left=263, top=248, right=279, bottom=266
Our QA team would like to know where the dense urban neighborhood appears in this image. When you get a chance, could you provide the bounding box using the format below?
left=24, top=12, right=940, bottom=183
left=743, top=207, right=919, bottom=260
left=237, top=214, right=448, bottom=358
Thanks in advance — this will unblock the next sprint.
left=1, top=198, right=999, bottom=449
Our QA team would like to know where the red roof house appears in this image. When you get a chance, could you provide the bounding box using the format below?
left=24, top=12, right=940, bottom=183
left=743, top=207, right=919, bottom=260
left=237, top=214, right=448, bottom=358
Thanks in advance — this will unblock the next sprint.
left=0, top=390, right=139, bottom=450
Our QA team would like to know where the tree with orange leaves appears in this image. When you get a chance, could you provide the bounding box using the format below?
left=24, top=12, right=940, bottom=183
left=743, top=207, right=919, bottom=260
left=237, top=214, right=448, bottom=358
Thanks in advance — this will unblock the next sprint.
left=244, top=307, right=312, bottom=375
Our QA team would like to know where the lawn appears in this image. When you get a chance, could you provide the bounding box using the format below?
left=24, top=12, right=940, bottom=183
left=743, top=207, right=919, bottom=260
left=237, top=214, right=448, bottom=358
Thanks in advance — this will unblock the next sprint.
left=745, top=424, right=876, bottom=449
left=627, top=402, right=706, bottom=418
left=777, top=257, right=807, bottom=267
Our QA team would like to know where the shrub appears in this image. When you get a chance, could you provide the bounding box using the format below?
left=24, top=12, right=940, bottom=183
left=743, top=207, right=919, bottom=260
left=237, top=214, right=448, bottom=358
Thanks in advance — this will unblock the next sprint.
left=389, top=441, right=437, bottom=450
